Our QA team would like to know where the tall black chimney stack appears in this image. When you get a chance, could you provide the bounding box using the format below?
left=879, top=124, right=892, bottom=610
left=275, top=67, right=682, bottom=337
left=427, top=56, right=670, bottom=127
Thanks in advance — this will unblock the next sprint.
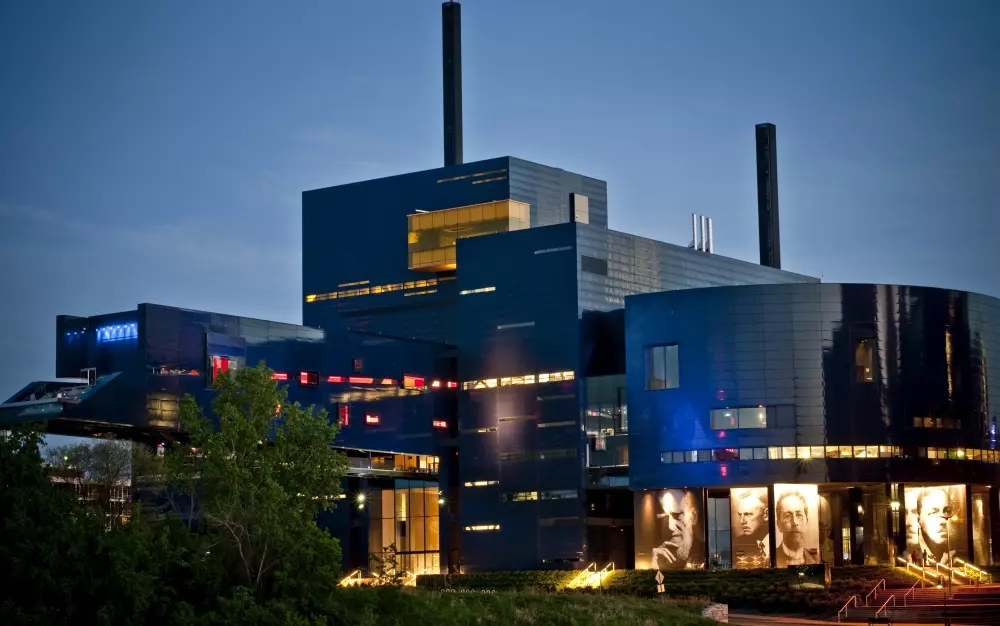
left=755, top=123, right=781, bottom=269
left=442, top=1, right=463, bottom=167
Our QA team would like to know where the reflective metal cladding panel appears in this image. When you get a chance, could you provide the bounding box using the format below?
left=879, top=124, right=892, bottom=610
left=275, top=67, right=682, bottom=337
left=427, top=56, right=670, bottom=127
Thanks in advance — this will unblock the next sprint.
left=625, top=283, right=1000, bottom=491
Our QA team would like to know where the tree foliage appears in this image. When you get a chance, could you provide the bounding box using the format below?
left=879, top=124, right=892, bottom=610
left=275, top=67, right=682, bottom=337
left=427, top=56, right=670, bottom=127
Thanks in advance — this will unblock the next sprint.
left=167, top=362, right=348, bottom=596
left=0, top=362, right=351, bottom=624
left=46, top=438, right=135, bottom=525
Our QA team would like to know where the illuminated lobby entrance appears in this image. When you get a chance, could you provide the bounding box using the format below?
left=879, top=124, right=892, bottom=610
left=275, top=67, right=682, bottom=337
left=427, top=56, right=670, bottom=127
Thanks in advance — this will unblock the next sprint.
left=367, top=479, right=441, bottom=574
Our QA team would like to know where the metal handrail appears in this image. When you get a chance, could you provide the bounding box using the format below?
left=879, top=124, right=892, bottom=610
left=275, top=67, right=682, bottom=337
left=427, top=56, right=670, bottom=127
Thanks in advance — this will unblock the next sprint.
left=836, top=595, right=857, bottom=622
left=566, top=562, right=598, bottom=589
left=955, top=557, right=993, bottom=583
left=903, top=580, right=919, bottom=606
left=865, top=578, right=886, bottom=606
left=875, top=594, right=896, bottom=619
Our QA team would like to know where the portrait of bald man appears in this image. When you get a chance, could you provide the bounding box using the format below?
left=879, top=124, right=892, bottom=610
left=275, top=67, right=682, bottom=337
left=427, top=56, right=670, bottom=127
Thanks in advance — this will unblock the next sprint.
left=650, top=489, right=706, bottom=570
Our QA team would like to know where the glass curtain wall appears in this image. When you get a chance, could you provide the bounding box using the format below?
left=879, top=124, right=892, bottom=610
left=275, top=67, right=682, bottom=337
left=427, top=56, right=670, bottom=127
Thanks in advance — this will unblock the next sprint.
left=368, top=479, right=441, bottom=574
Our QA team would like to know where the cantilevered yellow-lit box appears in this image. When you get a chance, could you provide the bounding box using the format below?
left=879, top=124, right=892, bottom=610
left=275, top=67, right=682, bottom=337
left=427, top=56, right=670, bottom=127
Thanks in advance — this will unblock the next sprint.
left=407, top=200, right=530, bottom=271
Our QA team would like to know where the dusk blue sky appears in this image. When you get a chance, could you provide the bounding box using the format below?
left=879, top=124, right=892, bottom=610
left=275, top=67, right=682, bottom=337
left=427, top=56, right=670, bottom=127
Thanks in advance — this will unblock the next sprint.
left=1, top=0, right=998, bottom=399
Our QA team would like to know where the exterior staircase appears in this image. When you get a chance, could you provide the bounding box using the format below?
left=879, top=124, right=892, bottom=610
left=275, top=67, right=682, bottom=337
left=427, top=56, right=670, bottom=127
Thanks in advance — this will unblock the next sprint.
left=842, top=583, right=1000, bottom=624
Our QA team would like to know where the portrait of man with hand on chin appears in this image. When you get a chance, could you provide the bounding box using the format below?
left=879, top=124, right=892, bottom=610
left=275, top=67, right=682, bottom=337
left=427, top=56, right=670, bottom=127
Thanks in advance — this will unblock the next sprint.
left=650, top=489, right=705, bottom=570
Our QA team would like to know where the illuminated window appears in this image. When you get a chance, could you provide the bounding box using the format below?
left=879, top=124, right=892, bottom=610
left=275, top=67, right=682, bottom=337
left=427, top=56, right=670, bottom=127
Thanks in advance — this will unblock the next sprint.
left=403, top=375, right=425, bottom=389
left=855, top=339, right=874, bottom=382
left=502, top=492, right=538, bottom=502
left=407, top=199, right=529, bottom=271
left=298, top=371, right=319, bottom=387
left=462, top=371, right=574, bottom=390
left=463, top=480, right=499, bottom=487
left=739, top=407, right=767, bottom=429
left=304, top=278, right=438, bottom=303
left=644, top=344, right=679, bottom=390
left=710, top=406, right=769, bottom=429
left=210, top=355, right=241, bottom=383
left=464, top=525, right=500, bottom=532
left=460, top=286, right=496, bottom=295
left=711, top=448, right=739, bottom=461
left=710, top=409, right=737, bottom=429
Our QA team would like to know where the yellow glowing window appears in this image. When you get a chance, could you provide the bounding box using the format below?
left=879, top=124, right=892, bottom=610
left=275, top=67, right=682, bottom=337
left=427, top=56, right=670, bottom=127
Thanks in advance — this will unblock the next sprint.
left=462, top=371, right=575, bottom=390
left=407, top=199, right=530, bottom=271
left=464, top=525, right=500, bottom=531
left=502, top=492, right=538, bottom=502
left=463, top=480, right=499, bottom=487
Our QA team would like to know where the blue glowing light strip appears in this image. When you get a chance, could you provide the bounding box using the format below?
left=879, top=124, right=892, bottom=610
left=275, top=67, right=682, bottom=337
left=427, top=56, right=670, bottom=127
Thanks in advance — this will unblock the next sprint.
left=95, top=322, right=138, bottom=343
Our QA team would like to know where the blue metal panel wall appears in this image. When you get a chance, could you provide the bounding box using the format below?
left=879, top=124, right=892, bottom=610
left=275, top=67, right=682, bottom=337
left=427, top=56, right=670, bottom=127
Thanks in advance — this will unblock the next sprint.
left=508, top=158, right=608, bottom=228
left=575, top=223, right=818, bottom=315
left=301, top=157, right=513, bottom=343
left=625, top=284, right=1000, bottom=491
left=453, top=224, right=586, bottom=570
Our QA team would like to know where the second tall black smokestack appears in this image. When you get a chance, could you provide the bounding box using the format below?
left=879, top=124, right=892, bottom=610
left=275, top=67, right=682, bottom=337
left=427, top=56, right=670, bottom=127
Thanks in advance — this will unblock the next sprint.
left=755, top=123, right=781, bottom=269
left=442, top=1, right=463, bottom=167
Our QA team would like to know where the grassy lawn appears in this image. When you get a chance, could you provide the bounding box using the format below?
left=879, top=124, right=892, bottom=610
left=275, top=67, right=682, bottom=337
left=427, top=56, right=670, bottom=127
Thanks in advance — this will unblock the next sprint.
left=329, top=588, right=715, bottom=626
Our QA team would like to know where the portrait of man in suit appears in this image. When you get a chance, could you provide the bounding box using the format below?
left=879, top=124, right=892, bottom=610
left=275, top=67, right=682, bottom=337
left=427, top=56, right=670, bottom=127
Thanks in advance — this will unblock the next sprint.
left=774, top=487, right=819, bottom=567
left=731, top=488, right=770, bottom=568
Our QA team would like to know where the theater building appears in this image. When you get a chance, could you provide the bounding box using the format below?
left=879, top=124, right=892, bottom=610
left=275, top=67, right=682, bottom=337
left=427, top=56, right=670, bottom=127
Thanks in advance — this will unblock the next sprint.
left=2, top=1, right=998, bottom=575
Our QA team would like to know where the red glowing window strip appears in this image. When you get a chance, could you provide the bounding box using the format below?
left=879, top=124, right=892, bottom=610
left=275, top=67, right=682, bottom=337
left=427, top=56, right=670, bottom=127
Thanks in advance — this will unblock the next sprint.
left=432, top=419, right=448, bottom=429
left=299, top=371, right=319, bottom=386
left=431, top=380, right=442, bottom=388
left=327, top=375, right=345, bottom=383
left=271, top=372, right=288, bottom=381
left=338, top=405, right=349, bottom=426
left=403, top=375, right=425, bottom=389
left=380, top=377, right=397, bottom=385
left=349, top=376, right=374, bottom=384
left=446, top=381, right=458, bottom=389
left=365, top=414, right=380, bottom=425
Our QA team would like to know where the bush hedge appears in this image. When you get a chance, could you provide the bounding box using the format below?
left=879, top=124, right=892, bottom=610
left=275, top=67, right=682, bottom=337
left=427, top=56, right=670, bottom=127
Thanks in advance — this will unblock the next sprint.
left=328, top=588, right=714, bottom=626
left=416, top=566, right=917, bottom=617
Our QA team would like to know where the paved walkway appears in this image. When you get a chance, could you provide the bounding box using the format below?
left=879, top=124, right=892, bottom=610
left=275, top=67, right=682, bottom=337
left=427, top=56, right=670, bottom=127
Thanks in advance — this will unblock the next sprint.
left=729, top=614, right=951, bottom=626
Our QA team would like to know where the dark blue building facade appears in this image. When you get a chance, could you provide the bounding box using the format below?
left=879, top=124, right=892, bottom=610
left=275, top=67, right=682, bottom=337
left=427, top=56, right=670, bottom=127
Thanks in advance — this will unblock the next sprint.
left=6, top=156, right=999, bottom=576
left=626, top=284, right=1000, bottom=571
